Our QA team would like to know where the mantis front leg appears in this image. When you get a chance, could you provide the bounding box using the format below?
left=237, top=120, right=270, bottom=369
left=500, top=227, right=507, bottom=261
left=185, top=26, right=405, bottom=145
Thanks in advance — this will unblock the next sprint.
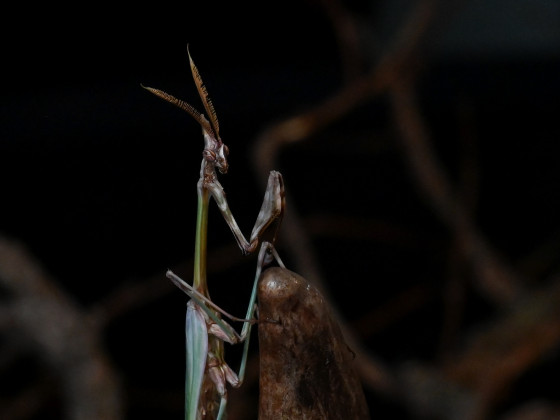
left=207, top=170, right=285, bottom=255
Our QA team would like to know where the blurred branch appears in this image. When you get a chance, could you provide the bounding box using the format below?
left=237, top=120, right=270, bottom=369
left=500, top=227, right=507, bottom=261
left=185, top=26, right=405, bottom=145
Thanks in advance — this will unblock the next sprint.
left=0, top=235, right=123, bottom=420
left=313, top=0, right=366, bottom=81
left=437, top=99, right=481, bottom=360
left=396, top=276, right=560, bottom=420
left=389, top=78, right=522, bottom=303
left=500, top=401, right=560, bottom=420
left=253, top=0, right=440, bottom=173
left=449, top=278, right=560, bottom=420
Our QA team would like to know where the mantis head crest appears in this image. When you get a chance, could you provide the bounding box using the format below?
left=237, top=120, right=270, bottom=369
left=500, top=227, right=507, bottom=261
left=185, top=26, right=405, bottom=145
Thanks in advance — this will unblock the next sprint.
left=142, top=45, right=229, bottom=173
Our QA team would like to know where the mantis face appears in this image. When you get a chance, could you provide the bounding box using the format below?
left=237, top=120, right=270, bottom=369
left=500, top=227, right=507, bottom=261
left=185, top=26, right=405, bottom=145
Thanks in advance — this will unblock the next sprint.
left=202, top=127, right=229, bottom=174
left=143, top=45, right=227, bottom=176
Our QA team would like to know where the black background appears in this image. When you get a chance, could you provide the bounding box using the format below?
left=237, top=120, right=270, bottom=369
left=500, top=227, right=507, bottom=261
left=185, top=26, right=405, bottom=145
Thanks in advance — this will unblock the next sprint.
left=2, top=1, right=560, bottom=419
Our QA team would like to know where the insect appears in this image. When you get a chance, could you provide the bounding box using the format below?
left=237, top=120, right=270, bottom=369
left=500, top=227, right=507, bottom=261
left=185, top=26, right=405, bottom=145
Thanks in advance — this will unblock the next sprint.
left=144, top=48, right=285, bottom=420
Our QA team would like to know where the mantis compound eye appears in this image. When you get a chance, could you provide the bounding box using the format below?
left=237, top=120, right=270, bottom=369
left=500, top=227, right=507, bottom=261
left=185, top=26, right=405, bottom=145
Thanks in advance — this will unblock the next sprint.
left=222, top=144, right=229, bottom=156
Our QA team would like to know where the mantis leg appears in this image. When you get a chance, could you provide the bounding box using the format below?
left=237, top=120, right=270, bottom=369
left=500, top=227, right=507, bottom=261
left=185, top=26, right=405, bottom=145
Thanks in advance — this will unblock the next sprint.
left=236, top=241, right=285, bottom=385
left=168, top=241, right=285, bottom=386
left=167, top=270, right=252, bottom=344
left=207, top=171, right=285, bottom=255
left=216, top=396, right=227, bottom=420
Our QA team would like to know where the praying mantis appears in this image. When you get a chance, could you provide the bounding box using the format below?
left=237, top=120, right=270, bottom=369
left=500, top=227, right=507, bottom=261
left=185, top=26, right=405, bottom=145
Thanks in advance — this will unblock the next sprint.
left=143, top=48, right=285, bottom=420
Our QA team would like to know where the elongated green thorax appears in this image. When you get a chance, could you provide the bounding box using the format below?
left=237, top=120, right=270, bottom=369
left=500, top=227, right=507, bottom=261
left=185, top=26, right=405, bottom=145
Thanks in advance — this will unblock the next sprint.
left=193, top=186, right=209, bottom=295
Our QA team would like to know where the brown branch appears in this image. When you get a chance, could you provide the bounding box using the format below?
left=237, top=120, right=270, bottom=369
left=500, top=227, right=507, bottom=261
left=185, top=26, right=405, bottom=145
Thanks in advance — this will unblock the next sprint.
left=253, top=0, right=441, bottom=174
left=395, top=274, right=560, bottom=420
left=0, top=235, right=123, bottom=420
left=313, top=0, right=367, bottom=81
left=500, top=401, right=560, bottom=420
left=388, top=79, right=522, bottom=304
left=437, top=99, right=481, bottom=361
left=445, top=277, right=560, bottom=420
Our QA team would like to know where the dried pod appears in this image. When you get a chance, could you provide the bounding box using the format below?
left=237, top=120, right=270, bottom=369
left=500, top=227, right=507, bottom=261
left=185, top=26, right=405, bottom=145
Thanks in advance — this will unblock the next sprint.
left=258, top=267, right=371, bottom=419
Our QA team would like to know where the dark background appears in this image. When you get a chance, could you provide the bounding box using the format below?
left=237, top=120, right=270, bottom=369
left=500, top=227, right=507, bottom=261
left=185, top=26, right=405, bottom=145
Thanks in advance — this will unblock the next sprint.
left=2, top=1, right=560, bottom=419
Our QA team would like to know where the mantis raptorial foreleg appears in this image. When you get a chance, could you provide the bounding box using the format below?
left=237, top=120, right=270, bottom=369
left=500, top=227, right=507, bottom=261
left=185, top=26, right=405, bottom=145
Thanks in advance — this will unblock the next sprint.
left=144, top=47, right=285, bottom=420
left=207, top=170, right=284, bottom=255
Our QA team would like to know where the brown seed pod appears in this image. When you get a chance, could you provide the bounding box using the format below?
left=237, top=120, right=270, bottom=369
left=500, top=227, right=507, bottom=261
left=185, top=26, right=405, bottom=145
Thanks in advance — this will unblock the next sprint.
left=258, top=267, right=371, bottom=420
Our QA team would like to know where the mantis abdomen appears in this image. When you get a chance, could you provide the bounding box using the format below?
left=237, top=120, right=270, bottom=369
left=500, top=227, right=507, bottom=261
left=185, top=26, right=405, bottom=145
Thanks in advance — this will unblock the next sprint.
left=257, top=267, right=371, bottom=419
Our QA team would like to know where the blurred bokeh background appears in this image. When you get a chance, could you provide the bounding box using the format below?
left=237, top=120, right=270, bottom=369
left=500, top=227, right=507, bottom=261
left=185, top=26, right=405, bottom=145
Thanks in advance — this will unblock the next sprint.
left=2, top=1, right=560, bottom=419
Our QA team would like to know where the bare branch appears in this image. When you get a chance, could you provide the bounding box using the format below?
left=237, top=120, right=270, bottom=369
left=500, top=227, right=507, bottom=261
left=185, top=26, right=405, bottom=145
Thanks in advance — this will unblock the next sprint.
left=0, top=235, right=123, bottom=420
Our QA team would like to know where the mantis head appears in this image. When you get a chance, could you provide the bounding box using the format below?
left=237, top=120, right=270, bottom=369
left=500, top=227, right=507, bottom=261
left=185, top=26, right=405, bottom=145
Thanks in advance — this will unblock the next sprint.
left=143, top=46, right=228, bottom=174
left=202, top=125, right=229, bottom=174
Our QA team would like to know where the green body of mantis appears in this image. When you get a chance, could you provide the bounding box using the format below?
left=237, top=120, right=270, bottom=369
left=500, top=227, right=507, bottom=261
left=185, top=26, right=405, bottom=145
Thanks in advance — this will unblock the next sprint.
left=144, top=48, right=285, bottom=420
